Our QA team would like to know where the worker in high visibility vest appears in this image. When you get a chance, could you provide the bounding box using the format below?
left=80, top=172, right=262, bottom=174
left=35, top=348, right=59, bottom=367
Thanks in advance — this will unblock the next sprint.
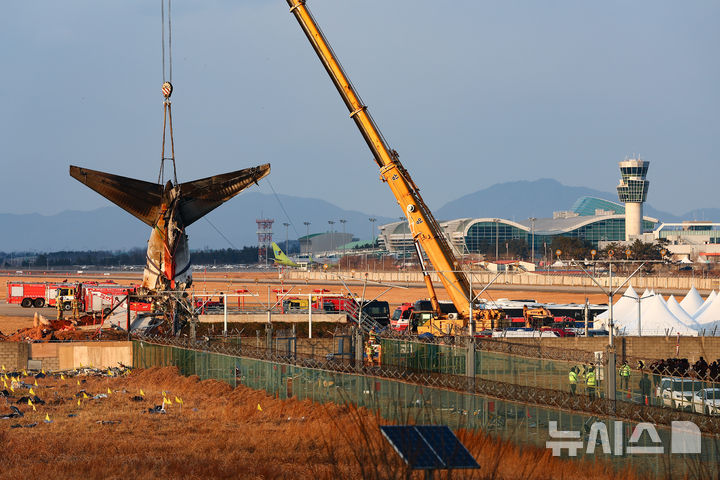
left=586, top=366, right=597, bottom=400
left=619, top=361, right=631, bottom=391
left=568, top=366, right=578, bottom=395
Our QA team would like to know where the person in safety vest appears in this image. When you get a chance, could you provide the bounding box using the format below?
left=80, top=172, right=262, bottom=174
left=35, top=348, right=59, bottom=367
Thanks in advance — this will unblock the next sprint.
left=586, top=366, right=597, bottom=400
left=619, top=361, right=631, bottom=390
left=568, top=366, right=578, bottom=395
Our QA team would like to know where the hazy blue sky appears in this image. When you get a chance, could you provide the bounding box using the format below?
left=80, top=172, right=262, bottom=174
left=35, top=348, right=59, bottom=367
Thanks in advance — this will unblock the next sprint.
left=1, top=1, right=717, bottom=218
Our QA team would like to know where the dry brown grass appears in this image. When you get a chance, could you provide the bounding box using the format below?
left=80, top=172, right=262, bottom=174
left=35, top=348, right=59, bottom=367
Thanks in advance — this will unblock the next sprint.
left=0, top=367, right=652, bottom=479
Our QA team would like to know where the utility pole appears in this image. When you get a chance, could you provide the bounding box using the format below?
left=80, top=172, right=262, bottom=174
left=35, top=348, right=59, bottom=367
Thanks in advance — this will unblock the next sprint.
left=369, top=217, right=377, bottom=245
left=303, top=221, right=311, bottom=255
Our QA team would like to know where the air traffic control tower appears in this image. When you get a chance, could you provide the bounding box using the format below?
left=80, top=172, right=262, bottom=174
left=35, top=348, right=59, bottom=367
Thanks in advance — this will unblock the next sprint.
left=616, top=157, right=649, bottom=241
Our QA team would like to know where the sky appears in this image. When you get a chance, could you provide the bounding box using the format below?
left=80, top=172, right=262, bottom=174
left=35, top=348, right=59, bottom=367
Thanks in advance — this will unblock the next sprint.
left=1, top=0, right=718, bottom=219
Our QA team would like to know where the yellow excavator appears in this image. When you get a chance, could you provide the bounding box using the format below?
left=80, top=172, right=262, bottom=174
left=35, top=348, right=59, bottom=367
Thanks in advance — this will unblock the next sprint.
left=285, top=0, right=502, bottom=336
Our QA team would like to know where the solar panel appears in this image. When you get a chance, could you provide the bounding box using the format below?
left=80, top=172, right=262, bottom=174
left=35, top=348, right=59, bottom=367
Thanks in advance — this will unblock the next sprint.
left=380, top=425, right=479, bottom=471
left=381, top=426, right=443, bottom=469
left=415, top=425, right=479, bottom=469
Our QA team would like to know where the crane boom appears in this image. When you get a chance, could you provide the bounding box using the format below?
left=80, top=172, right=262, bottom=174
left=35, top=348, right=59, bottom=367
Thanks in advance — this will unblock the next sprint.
left=286, top=0, right=476, bottom=323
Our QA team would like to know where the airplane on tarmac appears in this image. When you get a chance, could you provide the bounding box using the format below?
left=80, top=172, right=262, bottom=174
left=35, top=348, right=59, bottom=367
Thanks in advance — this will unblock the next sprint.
left=272, top=242, right=313, bottom=269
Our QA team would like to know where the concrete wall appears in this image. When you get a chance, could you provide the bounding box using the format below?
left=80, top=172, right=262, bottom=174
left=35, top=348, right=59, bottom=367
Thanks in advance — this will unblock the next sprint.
left=26, top=341, right=132, bottom=371
left=0, top=342, right=29, bottom=370
left=505, top=336, right=720, bottom=364
left=199, top=313, right=347, bottom=324
left=286, top=271, right=720, bottom=295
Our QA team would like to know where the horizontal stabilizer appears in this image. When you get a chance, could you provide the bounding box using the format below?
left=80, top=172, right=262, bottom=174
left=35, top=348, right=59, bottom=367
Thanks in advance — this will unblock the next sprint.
left=178, top=164, right=271, bottom=226
left=69, top=166, right=163, bottom=226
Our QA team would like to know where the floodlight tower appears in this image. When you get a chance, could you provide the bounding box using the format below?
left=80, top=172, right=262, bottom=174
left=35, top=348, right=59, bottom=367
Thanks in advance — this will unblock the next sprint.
left=616, top=156, right=649, bottom=241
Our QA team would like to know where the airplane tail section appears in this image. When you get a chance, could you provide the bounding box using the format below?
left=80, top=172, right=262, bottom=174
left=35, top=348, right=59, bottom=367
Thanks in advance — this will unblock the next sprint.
left=70, top=164, right=271, bottom=227
left=272, top=242, right=297, bottom=266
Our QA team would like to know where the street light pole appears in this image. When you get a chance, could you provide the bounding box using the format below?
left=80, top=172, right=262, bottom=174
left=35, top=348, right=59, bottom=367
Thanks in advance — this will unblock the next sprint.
left=339, top=219, right=347, bottom=271
left=529, top=217, right=536, bottom=264
left=495, top=219, right=499, bottom=262
left=328, top=220, right=335, bottom=254
left=282, top=222, right=290, bottom=253
left=303, top=221, right=311, bottom=255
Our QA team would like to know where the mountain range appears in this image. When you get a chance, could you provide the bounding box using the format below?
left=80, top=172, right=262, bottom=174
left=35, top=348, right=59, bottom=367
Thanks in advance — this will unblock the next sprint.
left=1, top=179, right=717, bottom=252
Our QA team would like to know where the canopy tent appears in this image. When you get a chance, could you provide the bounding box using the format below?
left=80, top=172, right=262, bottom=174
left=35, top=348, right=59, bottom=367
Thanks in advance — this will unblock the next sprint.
left=693, top=290, right=718, bottom=320
left=680, top=257, right=693, bottom=264
left=595, top=285, right=637, bottom=324
left=666, top=295, right=700, bottom=330
left=694, top=292, right=720, bottom=328
left=680, top=286, right=705, bottom=317
left=697, top=256, right=710, bottom=264
left=551, top=260, right=566, bottom=268
left=613, top=294, right=697, bottom=336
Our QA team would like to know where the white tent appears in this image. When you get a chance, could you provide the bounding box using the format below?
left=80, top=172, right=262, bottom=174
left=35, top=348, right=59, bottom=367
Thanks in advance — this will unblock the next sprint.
left=614, top=294, right=698, bottom=336
left=551, top=260, right=566, bottom=268
left=694, top=292, right=720, bottom=328
left=693, top=290, right=718, bottom=320
left=595, top=285, right=637, bottom=325
left=697, top=256, right=710, bottom=264
left=666, top=295, right=700, bottom=330
left=680, top=286, right=705, bottom=317
left=680, top=257, right=693, bottom=264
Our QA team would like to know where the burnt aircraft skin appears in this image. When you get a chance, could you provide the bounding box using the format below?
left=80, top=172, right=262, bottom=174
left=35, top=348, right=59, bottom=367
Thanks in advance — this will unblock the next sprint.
left=69, top=164, right=270, bottom=291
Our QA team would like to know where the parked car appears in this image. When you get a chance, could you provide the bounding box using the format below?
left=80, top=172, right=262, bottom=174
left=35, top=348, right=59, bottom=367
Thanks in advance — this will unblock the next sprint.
left=692, top=388, right=720, bottom=415
left=656, top=377, right=703, bottom=410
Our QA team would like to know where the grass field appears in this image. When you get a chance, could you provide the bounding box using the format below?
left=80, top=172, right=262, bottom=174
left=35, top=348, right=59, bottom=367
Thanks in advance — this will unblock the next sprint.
left=0, top=366, right=645, bottom=479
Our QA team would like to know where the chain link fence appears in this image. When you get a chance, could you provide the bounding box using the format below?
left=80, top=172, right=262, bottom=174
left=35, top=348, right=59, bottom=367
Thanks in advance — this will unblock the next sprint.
left=132, top=335, right=720, bottom=478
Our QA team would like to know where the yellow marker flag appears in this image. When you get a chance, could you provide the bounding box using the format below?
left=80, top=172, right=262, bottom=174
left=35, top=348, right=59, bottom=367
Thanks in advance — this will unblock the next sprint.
left=82, top=392, right=89, bottom=399
left=77, top=398, right=81, bottom=406
left=32, top=404, right=36, bottom=412
left=10, top=385, right=14, bottom=393
left=162, top=390, right=166, bottom=397
left=175, top=396, right=183, bottom=405
left=29, top=388, right=35, bottom=396
left=45, top=413, right=51, bottom=422
left=41, top=369, right=45, bottom=374
left=22, top=370, right=27, bottom=377
left=60, top=374, right=65, bottom=380
left=34, top=380, right=38, bottom=387
left=1, top=365, right=5, bottom=371
left=77, top=380, right=80, bottom=386
left=140, top=389, right=145, bottom=396
left=107, top=387, right=112, bottom=394
left=257, top=404, right=262, bottom=411
left=27, top=399, right=33, bottom=406
left=164, top=397, right=172, bottom=404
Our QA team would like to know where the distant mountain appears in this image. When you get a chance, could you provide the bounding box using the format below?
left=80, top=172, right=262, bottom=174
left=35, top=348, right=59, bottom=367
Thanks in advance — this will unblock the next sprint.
left=0, top=192, right=395, bottom=252
left=435, top=178, right=720, bottom=224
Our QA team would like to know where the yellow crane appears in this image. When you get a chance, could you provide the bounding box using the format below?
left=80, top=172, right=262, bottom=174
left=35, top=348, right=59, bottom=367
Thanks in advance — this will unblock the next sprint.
left=286, top=0, right=494, bottom=334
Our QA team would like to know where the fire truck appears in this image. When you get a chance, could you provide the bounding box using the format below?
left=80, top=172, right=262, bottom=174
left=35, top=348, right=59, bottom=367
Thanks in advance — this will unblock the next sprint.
left=7, top=281, right=134, bottom=314
left=7, top=281, right=76, bottom=308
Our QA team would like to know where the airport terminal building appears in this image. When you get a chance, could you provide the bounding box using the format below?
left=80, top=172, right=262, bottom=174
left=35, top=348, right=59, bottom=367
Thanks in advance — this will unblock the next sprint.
left=378, top=196, right=659, bottom=256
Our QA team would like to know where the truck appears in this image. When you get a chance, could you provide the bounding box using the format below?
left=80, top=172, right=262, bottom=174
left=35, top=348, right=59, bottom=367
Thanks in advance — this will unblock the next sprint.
left=7, top=280, right=134, bottom=314
left=286, top=0, right=498, bottom=336
left=7, top=281, right=76, bottom=308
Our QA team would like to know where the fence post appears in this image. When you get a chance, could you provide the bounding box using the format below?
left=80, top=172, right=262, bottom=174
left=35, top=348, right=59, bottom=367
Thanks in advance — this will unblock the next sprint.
left=354, top=327, right=363, bottom=370
left=606, top=348, right=617, bottom=411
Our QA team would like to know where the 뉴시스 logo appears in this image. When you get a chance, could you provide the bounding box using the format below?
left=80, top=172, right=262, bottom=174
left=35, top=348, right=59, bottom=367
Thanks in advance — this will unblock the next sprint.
left=546, top=420, right=701, bottom=456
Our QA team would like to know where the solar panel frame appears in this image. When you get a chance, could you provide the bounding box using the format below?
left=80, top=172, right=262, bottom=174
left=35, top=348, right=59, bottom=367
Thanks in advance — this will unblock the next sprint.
left=380, top=425, right=480, bottom=471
